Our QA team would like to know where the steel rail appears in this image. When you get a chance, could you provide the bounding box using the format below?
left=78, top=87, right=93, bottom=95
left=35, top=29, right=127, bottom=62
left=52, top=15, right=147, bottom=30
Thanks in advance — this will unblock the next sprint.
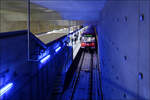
left=70, top=51, right=86, bottom=100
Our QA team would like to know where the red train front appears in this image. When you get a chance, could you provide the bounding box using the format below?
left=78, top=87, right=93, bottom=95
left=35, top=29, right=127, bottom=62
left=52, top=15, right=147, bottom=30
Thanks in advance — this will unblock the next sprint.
left=81, top=26, right=96, bottom=49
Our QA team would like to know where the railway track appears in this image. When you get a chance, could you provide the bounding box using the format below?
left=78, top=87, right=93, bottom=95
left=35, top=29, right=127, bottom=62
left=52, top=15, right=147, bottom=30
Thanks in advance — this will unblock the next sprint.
left=70, top=50, right=94, bottom=100
left=61, top=50, right=103, bottom=100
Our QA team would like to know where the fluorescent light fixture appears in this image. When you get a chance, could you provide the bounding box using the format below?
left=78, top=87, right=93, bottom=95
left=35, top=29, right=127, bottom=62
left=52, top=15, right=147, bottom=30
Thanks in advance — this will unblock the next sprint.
left=44, top=9, right=54, bottom=12
left=36, top=7, right=46, bottom=10
left=40, top=55, right=50, bottom=63
left=0, top=83, right=13, bottom=96
left=55, top=47, right=61, bottom=53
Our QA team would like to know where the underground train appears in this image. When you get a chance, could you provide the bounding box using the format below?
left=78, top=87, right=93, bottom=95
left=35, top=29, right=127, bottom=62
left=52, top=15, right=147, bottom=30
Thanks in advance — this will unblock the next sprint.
left=81, top=26, right=96, bottom=49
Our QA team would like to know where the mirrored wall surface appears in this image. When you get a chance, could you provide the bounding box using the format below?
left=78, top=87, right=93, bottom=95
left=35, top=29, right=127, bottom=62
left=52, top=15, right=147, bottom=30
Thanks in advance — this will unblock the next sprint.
left=0, top=0, right=28, bottom=33
left=0, top=0, right=84, bottom=61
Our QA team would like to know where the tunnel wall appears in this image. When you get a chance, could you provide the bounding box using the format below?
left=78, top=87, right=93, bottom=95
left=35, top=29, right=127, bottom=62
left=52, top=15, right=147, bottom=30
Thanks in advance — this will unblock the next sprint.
left=97, top=0, right=150, bottom=100
left=0, top=30, right=73, bottom=100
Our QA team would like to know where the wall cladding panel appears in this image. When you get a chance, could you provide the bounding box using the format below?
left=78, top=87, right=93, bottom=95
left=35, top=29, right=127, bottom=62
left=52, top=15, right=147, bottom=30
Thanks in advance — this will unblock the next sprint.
left=97, top=0, right=150, bottom=100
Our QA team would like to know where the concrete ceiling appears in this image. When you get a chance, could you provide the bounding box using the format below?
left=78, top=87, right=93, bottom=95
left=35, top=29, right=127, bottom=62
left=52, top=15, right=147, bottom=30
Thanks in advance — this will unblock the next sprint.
left=31, top=0, right=106, bottom=21
left=0, top=0, right=99, bottom=26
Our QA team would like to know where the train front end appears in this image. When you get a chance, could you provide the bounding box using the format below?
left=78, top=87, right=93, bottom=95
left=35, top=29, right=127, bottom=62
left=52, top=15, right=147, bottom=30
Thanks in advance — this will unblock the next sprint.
left=81, top=34, right=96, bottom=49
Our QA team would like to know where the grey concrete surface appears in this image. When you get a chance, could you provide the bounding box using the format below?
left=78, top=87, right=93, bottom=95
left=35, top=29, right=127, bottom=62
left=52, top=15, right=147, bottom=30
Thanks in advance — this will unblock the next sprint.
left=97, top=0, right=150, bottom=100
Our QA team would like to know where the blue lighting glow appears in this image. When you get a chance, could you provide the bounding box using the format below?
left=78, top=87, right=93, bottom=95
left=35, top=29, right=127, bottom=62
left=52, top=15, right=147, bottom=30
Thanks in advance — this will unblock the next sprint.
left=40, top=55, right=50, bottom=63
left=55, top=47, right=61, bottom=53
left=0, top=83, right=13, bottom=96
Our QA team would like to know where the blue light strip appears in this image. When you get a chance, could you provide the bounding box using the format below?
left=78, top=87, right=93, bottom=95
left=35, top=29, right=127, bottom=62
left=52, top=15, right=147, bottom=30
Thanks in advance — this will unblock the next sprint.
left=55, top=47, right=61, bottom=53
left=0, top=83, right=13, bottom=96
left=40, top=55, right=50, bottom=63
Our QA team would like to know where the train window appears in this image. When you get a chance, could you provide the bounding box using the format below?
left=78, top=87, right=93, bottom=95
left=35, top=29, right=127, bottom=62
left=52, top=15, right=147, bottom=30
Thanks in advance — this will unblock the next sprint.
left=81, top=36, right=95, bottom=42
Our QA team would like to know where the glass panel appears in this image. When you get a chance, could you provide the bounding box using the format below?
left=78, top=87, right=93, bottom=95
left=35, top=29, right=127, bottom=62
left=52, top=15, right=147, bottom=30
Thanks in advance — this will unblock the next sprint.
left=28, top=1, right=83, bottom=61
left=0, top=0, right=27, bottom=33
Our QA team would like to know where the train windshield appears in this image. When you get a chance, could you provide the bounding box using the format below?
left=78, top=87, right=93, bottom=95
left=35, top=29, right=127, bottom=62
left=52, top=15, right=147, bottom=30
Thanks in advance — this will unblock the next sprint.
left=82, top=36, right=95, bottom=42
